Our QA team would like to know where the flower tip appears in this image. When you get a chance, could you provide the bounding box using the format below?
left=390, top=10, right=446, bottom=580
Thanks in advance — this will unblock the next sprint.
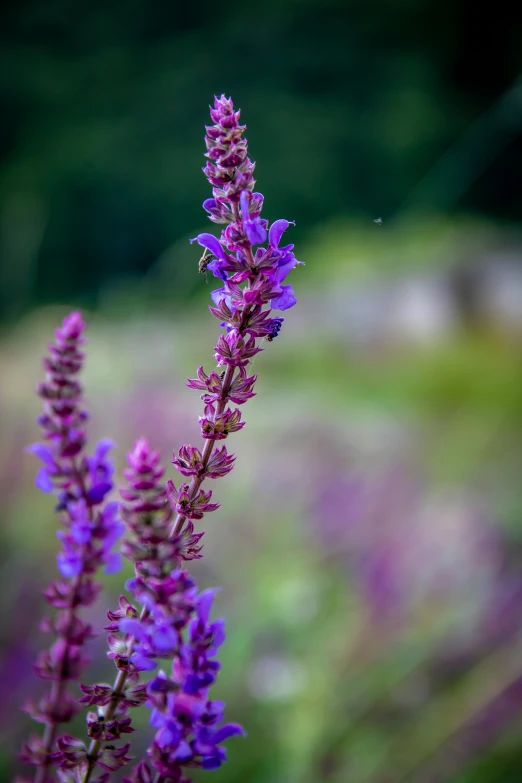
left=62, top=310, right=86, bottom=331
left=213, top=722, right=246, bottom=743
left=95, top=437, right=116, bottom=453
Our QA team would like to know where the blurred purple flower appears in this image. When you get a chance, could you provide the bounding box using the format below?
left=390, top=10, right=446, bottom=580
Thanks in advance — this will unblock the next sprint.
left=22, top=313, right=123, bottom=783
left=123, top=575, right=244, bottom=780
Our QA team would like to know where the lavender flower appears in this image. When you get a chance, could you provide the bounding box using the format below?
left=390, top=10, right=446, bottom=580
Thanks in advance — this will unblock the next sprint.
left=77, top=440, right=240, bottom=783
left=193, top=94, right=302, bottom=321
left=59, top=96, right=300, bottom=783
left=175, top=94, right=302, bottom=530
left=21, top=312, right=124, bottom=783
left=71, top=439, right=175, bottom=781
left=122, top=573, right=245, bottom=781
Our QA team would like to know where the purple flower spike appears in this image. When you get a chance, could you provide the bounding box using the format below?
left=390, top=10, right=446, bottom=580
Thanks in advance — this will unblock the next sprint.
left=78, top=438, right=208, bottom=780
left=24, top=97, right=300, bottom=783
left=118, top=135, right=271, bottom=769
left=193, top=99, right=301, bottom=430
left=22, top=313, right=123, bottom=783
left=124, top=568, right=243, bottom=782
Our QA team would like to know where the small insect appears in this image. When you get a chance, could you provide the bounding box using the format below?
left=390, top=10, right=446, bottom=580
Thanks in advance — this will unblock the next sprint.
left=198, top=249, right=215, bottom=275
left=373, top=217, right=383, bottom=226
left=265, top=318, right=283, bottom=342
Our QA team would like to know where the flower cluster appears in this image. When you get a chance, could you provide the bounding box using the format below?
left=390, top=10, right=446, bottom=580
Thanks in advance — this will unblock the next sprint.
left=74, top=439, right=206, bottom=779
left=22, top=313, right=124, bottom=783
left=78, top=441, right=243, bottom=782
left=21, top=96, right=301, bottom=783
left=122, top=572, right=244, bottom=781
left=170, top=94, right=303, bottom=535
left=120, top=438, right=202, bottom=574
left=194, top=95, right=302, bottom=320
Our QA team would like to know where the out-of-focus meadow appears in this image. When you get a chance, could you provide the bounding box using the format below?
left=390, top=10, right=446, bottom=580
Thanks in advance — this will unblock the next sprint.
left=2, top=1, right=522, bottom=781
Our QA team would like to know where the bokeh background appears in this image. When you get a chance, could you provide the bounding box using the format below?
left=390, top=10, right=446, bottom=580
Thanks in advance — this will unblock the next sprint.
left=2, top=0, right=522, bottom=781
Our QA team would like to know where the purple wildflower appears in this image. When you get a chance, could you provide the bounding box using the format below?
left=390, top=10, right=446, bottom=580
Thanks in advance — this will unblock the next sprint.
left=74, top=439, right=177, bottom=780
left=76, top=439, right=207, bottom=780
left=191, top=94, right=302, bottom=315
left=79, top=438, right=242, bottom=782
left=202, top=95, right=255, bottom=203
left=67, top=97, right=298, bottom=783
left=122, top=574, right=245, bottom=781
left=120, top=438, right=204, bottom=571
left=21, top=312, right=124, bottom=783
left=175, top=95, right=302, bottom=537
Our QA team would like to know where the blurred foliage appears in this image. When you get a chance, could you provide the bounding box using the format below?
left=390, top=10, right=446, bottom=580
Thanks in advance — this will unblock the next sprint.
left=3, top=219, right=522, bottom=782
left=2, top=1, right=522, bottom=780
left=1, top=0, right=522, bottom=319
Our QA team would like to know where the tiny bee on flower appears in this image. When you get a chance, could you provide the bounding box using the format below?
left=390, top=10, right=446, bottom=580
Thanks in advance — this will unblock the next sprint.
left=198, top=248, right=215, bottom=275
left=265, top=318, right=283, bottom=342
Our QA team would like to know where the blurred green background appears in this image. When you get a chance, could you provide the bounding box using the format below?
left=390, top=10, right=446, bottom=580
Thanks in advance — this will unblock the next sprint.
left=2, top=0, right=522, bottom=781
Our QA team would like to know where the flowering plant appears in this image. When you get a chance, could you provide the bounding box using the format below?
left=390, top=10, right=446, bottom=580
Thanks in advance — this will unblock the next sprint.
left=20, top=95, right=301, bottom=783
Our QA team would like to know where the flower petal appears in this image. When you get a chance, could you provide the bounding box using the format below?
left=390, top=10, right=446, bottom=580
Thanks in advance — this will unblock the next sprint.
left=172, top=740, right=193, bottom=761
left=245, top=219, right=267, bottom=246
left=120, top=618, right=147, bottom=639
left=271, top=284, right=297, bottom=311
left=197, top=588, right=219, bottom=624
left=273, top=255, right=298, bottom=284
left=104, top=551, right=123, bottom=574
left=213, top=723, right=246, bottom=744
left=202, top=753, right=226, bottom=770
left=57, top=552, right=83, bottom=578
left=209, top=619, right=226, bottom=652
left=27, top=443, right=56, bottom=466
left=190, top=233, right=225, bottom=259
left=88, top=481, right=113, bottom=504
left=210, top=287, right=227, bottom=306
left=35, top=467, right=53, bottom=493
left=203, top=198, right=217, bottom=213
left=130, top=653, right=157, bottom=671
left=239, top=190, right=250, bottom=218
left=93, top=438, right=115, bottom=460
left=269, top=219, right=292, bottom=249
left=207, top=259, right=228, bottom=281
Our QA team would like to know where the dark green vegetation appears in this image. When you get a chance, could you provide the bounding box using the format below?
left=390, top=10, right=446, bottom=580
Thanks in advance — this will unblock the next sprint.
left=1, top=0, right=522, bottom=318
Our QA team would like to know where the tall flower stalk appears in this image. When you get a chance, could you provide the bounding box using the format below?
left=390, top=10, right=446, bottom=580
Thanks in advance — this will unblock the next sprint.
left=171, top=92, right=302, bottom=536
left=21, top=95, right=301, bottom=783
left=21, top=312, right=124, bottom=783
left=120, top=441, right=244, bottom=781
